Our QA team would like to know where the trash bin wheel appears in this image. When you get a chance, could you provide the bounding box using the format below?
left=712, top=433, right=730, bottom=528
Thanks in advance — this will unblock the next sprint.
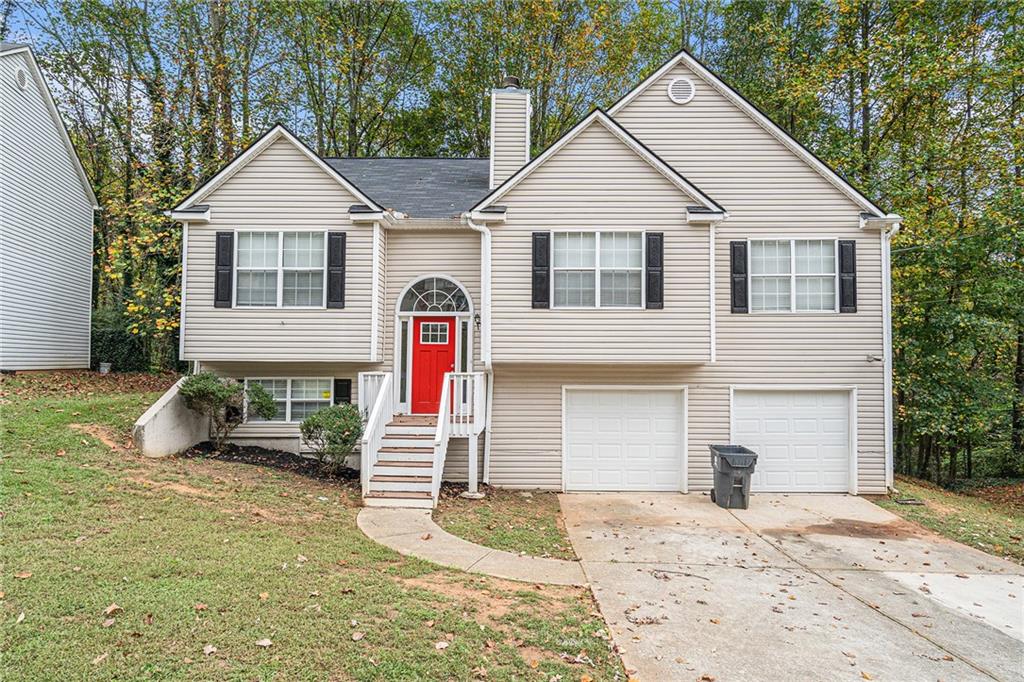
left=710, top=489, right=716, bottom=503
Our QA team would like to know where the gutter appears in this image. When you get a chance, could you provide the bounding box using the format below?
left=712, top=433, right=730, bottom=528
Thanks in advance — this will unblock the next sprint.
left=881, top=219, right=901, bottom=490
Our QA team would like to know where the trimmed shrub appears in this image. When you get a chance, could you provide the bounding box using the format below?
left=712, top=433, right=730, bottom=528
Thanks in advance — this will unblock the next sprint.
left=90, top=307, right=148, bottom=372
left=300, top=404, right=363, bottom=474
left=179, top=372, right=277, bottom=448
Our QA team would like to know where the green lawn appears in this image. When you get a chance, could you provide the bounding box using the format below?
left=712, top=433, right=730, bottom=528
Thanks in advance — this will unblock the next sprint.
left=0, top=373, right=621, bottom=681
left=877, top=475, right=1024, bottom=565
left=434, top=487, right=576, bottom=561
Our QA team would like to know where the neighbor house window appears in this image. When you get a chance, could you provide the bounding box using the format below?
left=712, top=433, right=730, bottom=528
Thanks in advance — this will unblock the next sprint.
left=552, top=231, right=643, bottom=308
left=236, top=231, right=326, bottom=307
left=750, top=239, right=837, bottom=312
left=245, top=378, right=332, bottom=422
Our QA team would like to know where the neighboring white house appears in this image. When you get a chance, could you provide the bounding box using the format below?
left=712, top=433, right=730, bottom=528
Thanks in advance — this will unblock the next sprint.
left=0, top=42, right=98, bottom=370
left=166, top=48, right=901, bottom=508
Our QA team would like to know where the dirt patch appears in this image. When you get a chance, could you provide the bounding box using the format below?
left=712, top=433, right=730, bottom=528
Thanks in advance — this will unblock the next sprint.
left=764, top=517, right=926, bottom=540
left=69, top=423, right=130, bottom=452
left=127, top=475, right=222, bottom=499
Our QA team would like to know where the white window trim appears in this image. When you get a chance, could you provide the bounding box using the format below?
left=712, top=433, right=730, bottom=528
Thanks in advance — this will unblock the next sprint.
left=550, top=230, right=646, bottom=309
left=748, top=238, right=839, bottom=314
left=419, top=321, right=450, bottom=345
left=233, top=230, right=328, bottom=309
left=244, top=377, right=334, bottom=423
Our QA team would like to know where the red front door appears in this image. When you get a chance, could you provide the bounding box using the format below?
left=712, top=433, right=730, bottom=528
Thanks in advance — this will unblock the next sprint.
left=411, top=317, right=456, bottom=414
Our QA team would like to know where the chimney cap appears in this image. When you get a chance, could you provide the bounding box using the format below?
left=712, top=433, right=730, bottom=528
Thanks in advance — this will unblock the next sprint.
left=500, top=76, right=521, bottom=88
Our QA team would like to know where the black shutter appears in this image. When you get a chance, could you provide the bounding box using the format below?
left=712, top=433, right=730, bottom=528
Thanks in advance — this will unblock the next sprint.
left=531, top=231, right=550, bottom=309
left=214, top=231, right=233, bottom=308
left=333, top=378, right=352, bottom=405
left=327, top=232, right=346, bottom=309
left=730, top=241, right=748, bottom=313
left=645, top=232, right=664, bottom=309
left=838, top=240, right=857, bottom=313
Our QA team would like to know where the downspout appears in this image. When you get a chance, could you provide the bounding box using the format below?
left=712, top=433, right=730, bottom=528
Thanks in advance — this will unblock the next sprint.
left=370, top=220, right=381, bottom=362
left=882, top=221, right=901, bottom=491
left=465, top=214, right=493, bottom=484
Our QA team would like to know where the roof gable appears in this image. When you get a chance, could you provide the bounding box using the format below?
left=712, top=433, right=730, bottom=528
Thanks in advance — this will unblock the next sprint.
left=609, top=49, right=885, bottom=217
left=2, top=45, right=98, bottom=208
left=472, top=109, right=723, bottom=214
left=175, top=124, right=381, bottom=211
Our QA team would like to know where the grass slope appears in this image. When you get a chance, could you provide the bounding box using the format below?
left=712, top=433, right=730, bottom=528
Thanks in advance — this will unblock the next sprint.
left=877, top=475, right=1024, bottom=565
left=0, top=374, right=620, bottom=680
left=434, top=487, right=576, bottom=561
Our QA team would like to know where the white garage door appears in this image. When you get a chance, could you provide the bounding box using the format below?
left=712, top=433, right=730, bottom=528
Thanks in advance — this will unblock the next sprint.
left=564, top=389, right=685, bottom=491
left=733, top=389, right=851, bottom=492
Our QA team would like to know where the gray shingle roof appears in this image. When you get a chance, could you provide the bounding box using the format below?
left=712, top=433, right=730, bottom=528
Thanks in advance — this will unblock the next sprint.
left=324, top=158, right=490, bottom=219
left=0, top=41, right=27, bottom=52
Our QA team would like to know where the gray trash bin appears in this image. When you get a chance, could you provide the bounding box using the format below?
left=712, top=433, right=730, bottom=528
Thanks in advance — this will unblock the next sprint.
left=709, top=445, right=758, bottom=509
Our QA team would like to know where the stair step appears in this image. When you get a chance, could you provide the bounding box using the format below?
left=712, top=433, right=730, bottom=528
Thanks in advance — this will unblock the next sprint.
left=366, top=490, right=431, bottom=498
left=381, top=435, right=435, bottom=448
left=382, top=434, right=433, bottom=440
left=370, top=475, right=431, bottom=483
left=364, top=495, right=433, bottom=509
left=376, top=460, right=432, bottom=468
left=384, top=425, right=436, bottom=436
left=379, top=446, right=432, bottom=454
left=388, top=415, right=438, bottom=426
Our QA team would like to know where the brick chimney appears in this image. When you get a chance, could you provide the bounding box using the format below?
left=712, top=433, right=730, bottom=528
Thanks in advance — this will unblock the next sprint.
left=489, top=77, right=530, bottom=189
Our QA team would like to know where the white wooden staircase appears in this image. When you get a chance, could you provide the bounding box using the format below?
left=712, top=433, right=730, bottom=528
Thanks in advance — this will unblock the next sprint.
left=358, top=371, right=487, bottom=509
left=364, top=416, right=436, bottom=508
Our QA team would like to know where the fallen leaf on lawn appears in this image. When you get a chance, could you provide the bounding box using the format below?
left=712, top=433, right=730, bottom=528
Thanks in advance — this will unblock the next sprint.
left=203, top=644, right=217, bottom=656
left=426, top=619, right=434, bottom=627
left=14, top=571, right=32, bottom=580
left=143, top=613, right=153, bottom=625
left=16, top=612, right=25, bottom=624
left=1, top=592, right=7, bottom=599
left=103, top=603, right=122, bottom=617
left=528, top=658, right=538, bottom=669
left=699, top=676, right=716, bottom=682
left=473, top=666, right=489, bottom=679
left=710, top=618, right=720, bottom=624
left=435, top=641, right=449, bottom=651
left=297, top=555, right=308, bottom=563
left=484, top=639, right=495, bottom=649
left=421, top=533, right=433, bottom=541
left=258, top=592, right=269, bottom=601
left=56, top=450, right=66, bottom=457
left=102, top=618, right=116, bottom=628
left=255, top=639, right=272, bottom=648
left=581, top=676, right=592, bottom=682
left=352, top=632, right=365, bottom=641
left=194, top=603, right=208, bottom=611
left=92, top=653, right=108, bottom=665
left=861, top=673, right=873, bottom=680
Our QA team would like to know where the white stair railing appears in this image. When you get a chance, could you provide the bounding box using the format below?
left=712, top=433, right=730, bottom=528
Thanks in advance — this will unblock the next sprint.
left=431, top=372, right=488, bottom=502
left=360, top=372, right=394, bottom=496
left=357, top=372, right=389, bottom=420
left=430, top=375, right=454, bottom=502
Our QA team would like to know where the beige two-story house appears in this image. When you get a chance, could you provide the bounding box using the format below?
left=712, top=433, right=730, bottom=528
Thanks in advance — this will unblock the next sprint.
left=169, top=49, right=901, bottom=508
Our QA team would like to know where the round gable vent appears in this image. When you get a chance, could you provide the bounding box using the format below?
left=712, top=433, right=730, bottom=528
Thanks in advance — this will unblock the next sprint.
left=15, top=68, right=30, bottom=91
left=667, top=77, right=695, bottom=104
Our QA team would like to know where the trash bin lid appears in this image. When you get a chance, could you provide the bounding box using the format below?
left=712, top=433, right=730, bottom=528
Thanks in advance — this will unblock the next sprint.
left=709, top=444, right=758, bottom=468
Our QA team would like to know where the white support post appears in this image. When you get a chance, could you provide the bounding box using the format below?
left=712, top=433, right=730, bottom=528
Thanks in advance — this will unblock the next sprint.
left=467, top=434, right=479, bottom=495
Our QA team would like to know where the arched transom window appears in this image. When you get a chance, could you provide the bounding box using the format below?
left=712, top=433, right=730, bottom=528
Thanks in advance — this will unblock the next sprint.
left=400, top=277, right=470, bottom=313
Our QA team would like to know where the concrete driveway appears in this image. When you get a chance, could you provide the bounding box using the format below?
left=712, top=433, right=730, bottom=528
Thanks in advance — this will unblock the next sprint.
left=560, top=493, right=1023, bottom=682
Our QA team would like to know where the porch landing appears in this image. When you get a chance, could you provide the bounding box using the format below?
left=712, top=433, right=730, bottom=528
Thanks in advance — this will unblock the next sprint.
left=357, top=507, right=587, bottom=586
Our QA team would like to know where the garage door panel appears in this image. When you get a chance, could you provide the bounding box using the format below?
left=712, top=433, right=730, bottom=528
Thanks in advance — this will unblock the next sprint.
left=565, top=389, right=684, bottom=492
left=734, top=389, right=851, bottom=493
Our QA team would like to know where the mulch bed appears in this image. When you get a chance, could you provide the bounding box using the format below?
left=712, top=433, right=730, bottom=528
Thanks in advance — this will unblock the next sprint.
left=180, top=441, right=359, bottom=483
left=0, top=369, right=179, bottom=400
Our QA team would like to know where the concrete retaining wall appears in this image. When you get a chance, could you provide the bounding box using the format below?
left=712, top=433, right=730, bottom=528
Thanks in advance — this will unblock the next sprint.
left=133, top=378, right=209, bottom=457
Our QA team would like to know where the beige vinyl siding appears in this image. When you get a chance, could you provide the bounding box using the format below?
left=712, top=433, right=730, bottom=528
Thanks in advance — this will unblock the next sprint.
left=488, top=356, right=885, bottom=494
left=382, top=227, right=482, bottom=370
left=485, top=60, right=887, bottom=494
left=0, top=50, right=94, bottom=369
left=182, top=137, right=374, bottom=361
left=490, top=122, right=711, bottom=363
left=490, top=89, right=529, bottom=187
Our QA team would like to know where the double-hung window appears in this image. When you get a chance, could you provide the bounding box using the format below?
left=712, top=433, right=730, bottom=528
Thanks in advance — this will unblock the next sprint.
left=750, top=239, right=837, bottom=312
left=552, top=231, right=643, bottom=308
left=236, top=231, right=326, bottom=307
left=245, top=378, right=332, bottom=422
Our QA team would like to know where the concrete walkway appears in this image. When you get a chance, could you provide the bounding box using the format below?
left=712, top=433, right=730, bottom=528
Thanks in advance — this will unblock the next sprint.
left=562, top=493, right=1023, bottom=682
left=356, top=507, right=587, bottom=586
